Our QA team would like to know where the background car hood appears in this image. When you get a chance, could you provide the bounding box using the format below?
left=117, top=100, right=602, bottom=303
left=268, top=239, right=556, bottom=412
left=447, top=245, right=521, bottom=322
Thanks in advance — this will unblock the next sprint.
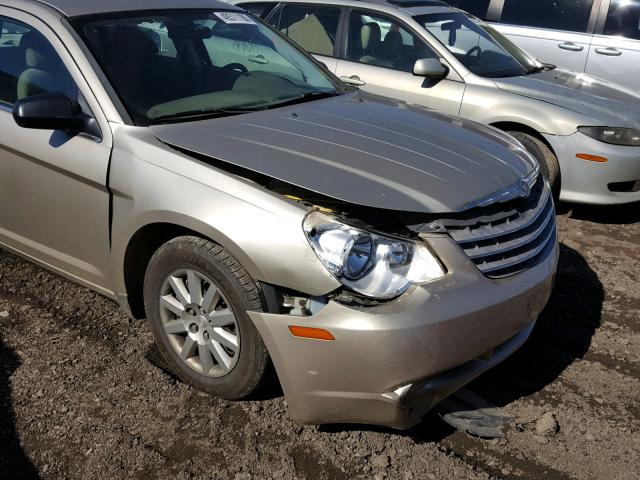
left=494, top=69, right=640, bottom=128
left=151, top=94, right=537, bottom=214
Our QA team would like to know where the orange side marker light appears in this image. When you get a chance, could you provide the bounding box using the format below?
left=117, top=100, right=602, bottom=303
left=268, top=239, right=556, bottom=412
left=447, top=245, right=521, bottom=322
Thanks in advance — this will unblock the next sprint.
left=576, top=153, right=608, bottom=163
left=288, top=325, right=335, bottom=341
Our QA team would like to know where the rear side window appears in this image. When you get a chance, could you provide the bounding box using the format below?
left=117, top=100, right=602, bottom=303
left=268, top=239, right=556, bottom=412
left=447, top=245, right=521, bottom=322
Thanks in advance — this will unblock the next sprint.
left=441, top=0, right=491, bottom=19
left=604, top=0, right=640, bottom=40
left=237, top=2, right=278, bottom=19
left=277, top=4, right=341, bottom=56
left=0, top=16, right=77, bottom=108
left=500, top=0, right=595, bottom=33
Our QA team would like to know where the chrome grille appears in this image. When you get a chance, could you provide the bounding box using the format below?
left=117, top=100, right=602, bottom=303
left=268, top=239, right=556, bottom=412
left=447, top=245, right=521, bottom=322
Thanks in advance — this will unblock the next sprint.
left=440, top=177, right=556, bottom=278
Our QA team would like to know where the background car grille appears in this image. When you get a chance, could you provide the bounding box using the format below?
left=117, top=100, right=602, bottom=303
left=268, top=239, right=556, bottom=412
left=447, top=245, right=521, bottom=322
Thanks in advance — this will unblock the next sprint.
left=439, top=177, right=556, bottom=278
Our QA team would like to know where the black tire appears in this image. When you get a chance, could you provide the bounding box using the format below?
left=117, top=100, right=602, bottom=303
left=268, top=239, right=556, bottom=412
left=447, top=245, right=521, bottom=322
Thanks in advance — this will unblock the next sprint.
left=508, top=131, right=561, bottom=198
left=143, top=236, right=269, bottom=399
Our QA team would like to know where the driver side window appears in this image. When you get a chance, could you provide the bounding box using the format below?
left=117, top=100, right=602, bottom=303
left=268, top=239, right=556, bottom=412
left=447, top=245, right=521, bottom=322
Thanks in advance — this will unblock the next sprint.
left=0, top=16, right=78, bottom=108
left=345, top=10, right=436, bottom=72
left=423, top=16, right=509, bottom=62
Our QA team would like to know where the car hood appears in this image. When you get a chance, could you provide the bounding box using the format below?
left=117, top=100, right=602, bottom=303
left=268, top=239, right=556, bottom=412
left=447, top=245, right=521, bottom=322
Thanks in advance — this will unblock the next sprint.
left=494, top=69, right=640, bottom=128
left=151, top=93, right=537, bottom=214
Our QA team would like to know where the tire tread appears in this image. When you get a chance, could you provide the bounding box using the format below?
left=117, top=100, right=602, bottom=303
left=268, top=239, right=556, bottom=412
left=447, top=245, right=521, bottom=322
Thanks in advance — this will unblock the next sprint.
left=144, top=235, right=269, bottom=399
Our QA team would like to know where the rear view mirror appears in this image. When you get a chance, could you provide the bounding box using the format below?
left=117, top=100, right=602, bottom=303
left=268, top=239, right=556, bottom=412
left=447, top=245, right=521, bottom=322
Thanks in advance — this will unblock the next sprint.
left=413, top=58, right=447, bottom=79
left=13, top=92, right=100, bottom=138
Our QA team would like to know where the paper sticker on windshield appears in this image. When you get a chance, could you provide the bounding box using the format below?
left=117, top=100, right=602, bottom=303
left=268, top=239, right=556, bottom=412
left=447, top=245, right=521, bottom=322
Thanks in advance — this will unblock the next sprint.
left=215, top=12, right=257, bottom=25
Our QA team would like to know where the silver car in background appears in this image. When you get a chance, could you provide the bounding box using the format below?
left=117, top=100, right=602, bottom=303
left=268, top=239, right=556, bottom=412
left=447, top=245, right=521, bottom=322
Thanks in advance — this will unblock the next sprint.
left=239, top=0, right=640, bottom=205
left=0, top=0, right=557, bottom=428
left=441, top=0, right=640, bottom=93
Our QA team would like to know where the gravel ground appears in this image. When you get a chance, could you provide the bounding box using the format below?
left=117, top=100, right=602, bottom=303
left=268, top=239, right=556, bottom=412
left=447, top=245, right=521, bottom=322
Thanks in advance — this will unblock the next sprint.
left=0, top=203, right=638, bottom=480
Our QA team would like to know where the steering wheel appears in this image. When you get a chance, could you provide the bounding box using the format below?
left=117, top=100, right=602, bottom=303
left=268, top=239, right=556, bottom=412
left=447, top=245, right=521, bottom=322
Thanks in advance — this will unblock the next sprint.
left=465, top=45, right=482, bottom=59
left=211, top=62, right=249, bottom=91
left=219, top=63, right=248, bottom=75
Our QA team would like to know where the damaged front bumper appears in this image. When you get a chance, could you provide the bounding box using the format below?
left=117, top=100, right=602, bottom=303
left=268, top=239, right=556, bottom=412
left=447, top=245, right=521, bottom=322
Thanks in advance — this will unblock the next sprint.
left=249, top=235, right=558, bottom=429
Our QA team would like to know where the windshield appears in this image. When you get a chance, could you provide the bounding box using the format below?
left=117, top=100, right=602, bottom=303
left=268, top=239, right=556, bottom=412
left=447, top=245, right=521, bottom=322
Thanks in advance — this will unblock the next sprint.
left=73, top=10, right=342, bottom=125
left=415, top=12, right=541, bottom=78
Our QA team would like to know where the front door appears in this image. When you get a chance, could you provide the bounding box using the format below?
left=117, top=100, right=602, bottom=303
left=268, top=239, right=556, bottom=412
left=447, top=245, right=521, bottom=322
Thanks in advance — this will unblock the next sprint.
left=0, top=11, right=113, bottom=293
left=334, top=9, right=465, bottom=116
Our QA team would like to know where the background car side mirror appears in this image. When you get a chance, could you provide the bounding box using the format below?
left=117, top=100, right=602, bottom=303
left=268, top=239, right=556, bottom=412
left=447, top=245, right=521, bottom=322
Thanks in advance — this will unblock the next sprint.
left=13, top=92, right=100, bottom=138
left=413, top=58, right=447, bottom=79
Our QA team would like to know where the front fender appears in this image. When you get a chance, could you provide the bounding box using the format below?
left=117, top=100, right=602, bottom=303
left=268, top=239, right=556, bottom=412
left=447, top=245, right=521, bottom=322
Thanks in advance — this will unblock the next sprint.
left=461, top=84, right=588, bottom=136
left=108, top=125, right=340, bottom=303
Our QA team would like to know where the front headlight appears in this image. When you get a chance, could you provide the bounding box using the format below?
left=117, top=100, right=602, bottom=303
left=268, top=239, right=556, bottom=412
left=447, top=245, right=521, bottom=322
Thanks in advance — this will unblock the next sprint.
left=578, top=126, right=640, bottom=146
left=303, top=211, right=445, bottom=299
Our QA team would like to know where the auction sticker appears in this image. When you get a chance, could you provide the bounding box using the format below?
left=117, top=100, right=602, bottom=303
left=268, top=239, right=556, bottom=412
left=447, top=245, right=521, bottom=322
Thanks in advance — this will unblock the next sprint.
left=215, top=12, right=257, bottom=24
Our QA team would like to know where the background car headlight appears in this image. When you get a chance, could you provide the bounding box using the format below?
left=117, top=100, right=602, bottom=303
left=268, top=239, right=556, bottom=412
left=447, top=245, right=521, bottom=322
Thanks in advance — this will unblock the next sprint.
left=303, top=211, right=445, bottom=299
left=578, top=126, right=640, bottom=146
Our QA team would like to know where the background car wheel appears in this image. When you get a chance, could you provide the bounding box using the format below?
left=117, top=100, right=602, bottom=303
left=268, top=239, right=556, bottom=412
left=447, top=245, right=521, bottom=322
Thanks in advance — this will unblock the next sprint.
left=508, top=131, right=560, bottom=198
left=143, top=236, right=269, bottom=399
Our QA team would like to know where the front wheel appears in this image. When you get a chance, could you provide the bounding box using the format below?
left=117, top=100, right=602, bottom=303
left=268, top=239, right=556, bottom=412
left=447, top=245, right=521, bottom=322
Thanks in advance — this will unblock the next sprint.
left=143, top=236, right=269, bottom=399
left=508, top=131, right=560, bottom=198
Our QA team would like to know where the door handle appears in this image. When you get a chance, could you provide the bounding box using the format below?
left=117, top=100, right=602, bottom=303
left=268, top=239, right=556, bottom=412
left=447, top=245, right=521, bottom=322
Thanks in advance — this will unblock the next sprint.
left=595, top=47, right=622, bottom=56
left=340, top=75, right=366, bottom=86
left=558, top=42, right=584, bottom=52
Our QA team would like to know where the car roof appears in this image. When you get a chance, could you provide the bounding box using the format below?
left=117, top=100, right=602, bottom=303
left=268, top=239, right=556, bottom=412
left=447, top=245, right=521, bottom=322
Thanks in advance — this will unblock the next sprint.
left=230, top=0, right=457, bottom=16
left=30, top=0, right=241, bottom=18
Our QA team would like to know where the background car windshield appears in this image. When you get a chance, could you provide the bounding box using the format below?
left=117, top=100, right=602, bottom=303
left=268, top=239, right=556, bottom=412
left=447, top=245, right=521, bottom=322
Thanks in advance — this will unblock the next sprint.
left=73, top=11, right=339, bottom=125
left=415, top=12, right=539, bottom=78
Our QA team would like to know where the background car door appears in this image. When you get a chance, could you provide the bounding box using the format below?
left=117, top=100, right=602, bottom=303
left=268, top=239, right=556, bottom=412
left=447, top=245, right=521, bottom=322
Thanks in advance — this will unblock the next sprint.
left=271, top=3, right=342, bottom=72
left=334, top=9, right=465, bottom=116
left=586, top=0, right=640, bottom=90
left=491, top=0, right=598, bottom=72
left=0, top=12, right=113, bottom=294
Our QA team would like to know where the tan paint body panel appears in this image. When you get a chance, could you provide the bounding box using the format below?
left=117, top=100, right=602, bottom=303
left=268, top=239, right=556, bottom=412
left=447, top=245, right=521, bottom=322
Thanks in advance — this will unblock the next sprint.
left=0, top=0, right=559, bottom=428
left=251, top=235, right=558, bottom=428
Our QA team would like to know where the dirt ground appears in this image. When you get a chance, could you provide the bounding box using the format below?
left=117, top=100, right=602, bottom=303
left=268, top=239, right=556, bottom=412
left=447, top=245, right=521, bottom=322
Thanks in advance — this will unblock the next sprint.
left=0, top=203, right=638, bottom=480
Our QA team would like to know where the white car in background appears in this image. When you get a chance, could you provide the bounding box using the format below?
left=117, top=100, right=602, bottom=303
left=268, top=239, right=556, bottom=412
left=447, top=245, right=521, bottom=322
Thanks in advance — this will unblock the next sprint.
left=441, top=0, right=640, bottom=93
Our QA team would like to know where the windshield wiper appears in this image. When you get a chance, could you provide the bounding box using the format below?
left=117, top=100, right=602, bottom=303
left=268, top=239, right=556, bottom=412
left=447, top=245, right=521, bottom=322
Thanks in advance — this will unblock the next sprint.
left=260, top=91, right=341, bottom=110
left=149, top=107, right=256, bottom=125
left=526, top=63, right=556, bottom=75
left=149, top=92, right=340, bottom=124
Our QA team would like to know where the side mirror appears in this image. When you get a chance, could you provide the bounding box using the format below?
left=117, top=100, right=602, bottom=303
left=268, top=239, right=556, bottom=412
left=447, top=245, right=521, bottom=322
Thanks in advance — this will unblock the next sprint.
left=13, top=92, right=100, bottom=138
left=413, top=58, right=447, bottom=79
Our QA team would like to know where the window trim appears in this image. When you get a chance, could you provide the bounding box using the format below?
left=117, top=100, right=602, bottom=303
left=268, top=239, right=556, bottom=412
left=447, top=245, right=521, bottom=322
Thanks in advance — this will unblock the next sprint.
left=493, top=0, right=603, bottom=35
left=595, top=0, right=612, bottom=34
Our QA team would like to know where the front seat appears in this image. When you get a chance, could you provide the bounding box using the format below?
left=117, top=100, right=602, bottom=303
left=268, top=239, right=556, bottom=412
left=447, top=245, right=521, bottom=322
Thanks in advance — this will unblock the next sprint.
left=359, top=23, right=388, bottom=66
left=17, top=31, right=75, bottom=100
left=93, top=25, right=162, bottom=111
left=380, top=30, right=403, bottom=66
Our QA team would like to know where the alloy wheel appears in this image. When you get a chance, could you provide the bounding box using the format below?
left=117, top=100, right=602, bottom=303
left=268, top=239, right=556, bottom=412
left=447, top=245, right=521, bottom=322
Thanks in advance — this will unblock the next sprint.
left=158, top=269, right=240, bottom=377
